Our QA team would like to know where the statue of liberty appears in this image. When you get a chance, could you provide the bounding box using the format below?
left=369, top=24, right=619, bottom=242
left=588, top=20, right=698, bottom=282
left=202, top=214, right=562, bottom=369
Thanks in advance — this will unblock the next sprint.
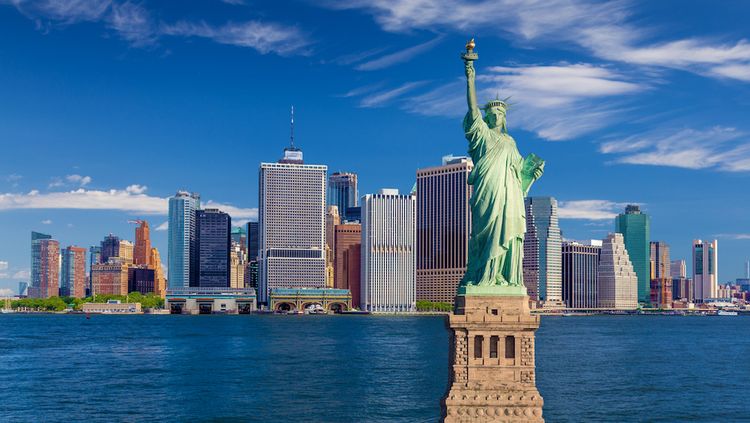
left=459, top=39, right=545, bottom=293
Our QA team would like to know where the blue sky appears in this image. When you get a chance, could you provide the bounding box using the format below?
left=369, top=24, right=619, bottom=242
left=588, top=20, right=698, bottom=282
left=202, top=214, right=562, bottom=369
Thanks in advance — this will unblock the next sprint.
left=1, top=0, right=749, bottom=294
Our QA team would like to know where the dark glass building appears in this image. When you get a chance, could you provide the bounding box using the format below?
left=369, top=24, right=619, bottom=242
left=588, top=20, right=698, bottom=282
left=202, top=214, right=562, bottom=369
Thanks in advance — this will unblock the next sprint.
left=128, top=267, right=155, bottom=294
left=328, top=172, right=359, bottom=222
left=100, top=234, right=120, bottom=264
left=247, top=221, right=259, bottom=261
left=195, top=209, right=231, bottom=287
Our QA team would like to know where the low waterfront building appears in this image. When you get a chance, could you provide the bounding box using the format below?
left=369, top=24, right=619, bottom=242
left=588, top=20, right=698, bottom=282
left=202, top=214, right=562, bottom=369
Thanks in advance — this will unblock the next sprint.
left=268, top=288, right=351, bottom=313
left=166, top=287, right=257, bottom=314
left=82, top=301, right=142, bottom=314
left=598, top=233, right=638, bottom=310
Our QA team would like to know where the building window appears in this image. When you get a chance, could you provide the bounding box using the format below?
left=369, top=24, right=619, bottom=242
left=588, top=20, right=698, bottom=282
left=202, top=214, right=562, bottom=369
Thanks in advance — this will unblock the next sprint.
left=505, top=336, right=516, bottom=359
left=474, top=335, right=484, bottom=358
left=490, top=336, right=499, bottom=358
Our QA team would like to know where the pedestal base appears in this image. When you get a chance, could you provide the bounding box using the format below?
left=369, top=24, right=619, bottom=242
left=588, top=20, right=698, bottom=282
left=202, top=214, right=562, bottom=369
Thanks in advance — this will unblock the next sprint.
left=443, top=295, right=544, bottom=422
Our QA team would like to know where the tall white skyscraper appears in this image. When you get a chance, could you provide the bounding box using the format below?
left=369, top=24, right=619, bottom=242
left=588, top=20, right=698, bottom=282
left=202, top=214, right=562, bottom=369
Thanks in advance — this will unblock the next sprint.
left=361, top=189, right=416, bottom=313
left=168, top=191, right=200, bottom=289
left=524, top=197, right=562, bottom=305
left=693, top=239, right=718, bottom=301
left=258, top=140, right=327, bottom=305
left=598, top=233, right=638, bottom=310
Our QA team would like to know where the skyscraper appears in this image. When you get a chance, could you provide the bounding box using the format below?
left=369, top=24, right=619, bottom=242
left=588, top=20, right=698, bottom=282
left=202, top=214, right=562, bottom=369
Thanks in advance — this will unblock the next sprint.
left=524, top=197, right=562, bottom=306
left=118, top=240, right=134, bottom=264
left=615, top=204, right=651, bottom=305
left=670, top=259, right=687, bottom=278
left=416, top=156, right=472, bottom=305
left=150, top=247, right=166, bottom=298
left=334, top=223, right=361, bottom=308
left=91, top=259, right=129, bottom=296
left=561, top=240, right=601, bottom=309
left=100, top=234, right=120, bottom=264
left=230, top=242, right=246, bottom=289
left=258, top=128, right=327, bottom=305
left=650, top=241, right=672, bottom=308
left=598, top=233, right=638, bottom=310
left=30, top=231, right=59, bottom=298
left=328, top=172, right=358, bottom=222
left=693, top=239, right=718, bottom=301
left=246, top=221, right=259, bottom=261
left=361, top=189, right=416, bottom=313
left=231, top=226, right=247, bottom=255
left=133, top=220, right=151, bottom=266
left=196, top=209, right=231, bottom=288
left=61, top=246, right=86, bottom=298
left=88, top=246, right=101, bottom=296
left=168, top=191, right=200, bottom=289
left=325, top=206, right=340, bottom=288
left=128, top=267, right=155, bottom=294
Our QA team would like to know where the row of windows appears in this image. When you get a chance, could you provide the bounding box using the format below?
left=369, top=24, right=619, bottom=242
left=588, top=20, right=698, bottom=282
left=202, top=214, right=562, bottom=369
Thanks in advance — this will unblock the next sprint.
left=473, top=335, right=516, bottom=359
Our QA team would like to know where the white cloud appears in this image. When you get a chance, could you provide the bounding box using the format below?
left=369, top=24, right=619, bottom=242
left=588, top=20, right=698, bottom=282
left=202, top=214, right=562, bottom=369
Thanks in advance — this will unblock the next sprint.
left=0, top=261, right=8, bottom=271
left=0, top=288, right=13, bottom=296
left=107, top=1, right=156, bottom=47
left=65, top=174, right=92, bottom=186
left=600, top=126, right=750, bottom=172
left=12, top=0, right=112, bottom=24
left=356, top=36, right=443, bottom=71
left=161, top=20, right=310, bottom=56
left=6, top=1, right=309, bottom=53
left=402, top=64, right=642, bottom=141
left=327, top=0, right=750, bottom=82
left=41, top=219, right=52, bottom=224
left=155, top=221, right=168, bottom=231
left=125, top=184, right=147, bottom=194
left=360, top=81, right=427, bottom=108
left=0, top=186, right=258, bottom=219
left=13, top=269, right=30, bottom=280
left=716, top=233, right=750, bottom=240
left=558, top=200, right=633, bottom=220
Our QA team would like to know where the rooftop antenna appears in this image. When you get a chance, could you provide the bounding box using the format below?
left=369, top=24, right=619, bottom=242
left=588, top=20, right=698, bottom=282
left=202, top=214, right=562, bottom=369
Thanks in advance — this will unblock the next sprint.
left=290, top=105, right=295, bottom=149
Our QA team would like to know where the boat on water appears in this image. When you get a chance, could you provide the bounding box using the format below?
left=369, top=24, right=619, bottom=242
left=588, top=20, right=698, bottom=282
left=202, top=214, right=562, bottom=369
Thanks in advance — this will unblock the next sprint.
left=305, top=304, right=327, bottom=315
left=718, top=310, right=738, bottom=316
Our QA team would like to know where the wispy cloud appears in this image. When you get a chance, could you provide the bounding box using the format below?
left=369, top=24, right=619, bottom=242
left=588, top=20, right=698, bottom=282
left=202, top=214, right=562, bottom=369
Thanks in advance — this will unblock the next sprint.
left=5, top=0, right=310, bottom=54
left=600, top=126, right=750, bottom=172
left=66, top=174, right=92, bottom=186
left=558, top=199, right=633, bottom=220
left=155, top=221, right=168, bottom=231
left=0, top=261, right=8, bottom=271
left=402, top=64, right=642, bottom=141
left=0, top=288, right=13, bottom=296
left=161, top=20, right=310, bottom=56
left=107, top=1, right=157, bottom=47
left=716, top=233, right=750, bottom=240
left=12, top=269, right=30, bottom=280
left=0, top=185, right=257, bottom=219
left=327, top=0, right=750, bottom=82
left=356, top=36, right=443, bottom=71
left=41, top=219, right=52, bottom=224
left=360, top=81, right=427, bottom=108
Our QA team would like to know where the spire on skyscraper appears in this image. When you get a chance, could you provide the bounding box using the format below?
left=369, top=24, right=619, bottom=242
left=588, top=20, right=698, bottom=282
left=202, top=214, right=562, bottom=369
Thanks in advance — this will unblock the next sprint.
left=280, top=105, right=303, bottom=164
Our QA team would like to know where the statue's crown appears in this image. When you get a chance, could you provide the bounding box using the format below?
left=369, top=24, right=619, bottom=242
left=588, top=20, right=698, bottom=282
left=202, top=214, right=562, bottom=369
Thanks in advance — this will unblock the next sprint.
left=483, top=95, right=512, bottom=111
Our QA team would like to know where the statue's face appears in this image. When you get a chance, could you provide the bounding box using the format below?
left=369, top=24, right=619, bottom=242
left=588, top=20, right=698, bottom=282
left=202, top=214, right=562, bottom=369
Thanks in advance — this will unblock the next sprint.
left=484, top=106, right=506, bottom=129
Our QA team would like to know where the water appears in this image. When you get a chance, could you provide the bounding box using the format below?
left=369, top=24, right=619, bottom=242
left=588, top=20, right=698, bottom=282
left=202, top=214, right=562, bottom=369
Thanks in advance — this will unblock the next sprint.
left=1, top=314, right=748, bottom=422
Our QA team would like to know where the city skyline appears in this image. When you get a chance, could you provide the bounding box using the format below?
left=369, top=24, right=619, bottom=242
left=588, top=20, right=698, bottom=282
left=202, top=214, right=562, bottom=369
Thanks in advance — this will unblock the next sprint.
left=1, top=1, right=750, bottom=294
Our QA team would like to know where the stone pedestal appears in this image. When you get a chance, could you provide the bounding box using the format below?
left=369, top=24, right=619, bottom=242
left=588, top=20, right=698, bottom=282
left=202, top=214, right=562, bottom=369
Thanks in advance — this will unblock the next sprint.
left=442, top=294, right=544, bottom=422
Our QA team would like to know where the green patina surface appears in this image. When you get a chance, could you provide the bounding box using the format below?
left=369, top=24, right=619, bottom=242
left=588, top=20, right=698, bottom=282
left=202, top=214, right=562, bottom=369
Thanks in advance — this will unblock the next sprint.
left=459, top=40, right=545, bottom=292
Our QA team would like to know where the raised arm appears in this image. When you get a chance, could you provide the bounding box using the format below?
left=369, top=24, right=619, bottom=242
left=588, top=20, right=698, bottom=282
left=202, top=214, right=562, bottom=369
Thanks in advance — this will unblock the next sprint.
left=465, top=60, right=481, bottom=120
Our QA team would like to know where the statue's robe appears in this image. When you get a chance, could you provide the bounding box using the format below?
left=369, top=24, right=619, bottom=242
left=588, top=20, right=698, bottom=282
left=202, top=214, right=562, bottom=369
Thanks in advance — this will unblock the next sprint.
left=461, top=111, right=537, bottom=287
